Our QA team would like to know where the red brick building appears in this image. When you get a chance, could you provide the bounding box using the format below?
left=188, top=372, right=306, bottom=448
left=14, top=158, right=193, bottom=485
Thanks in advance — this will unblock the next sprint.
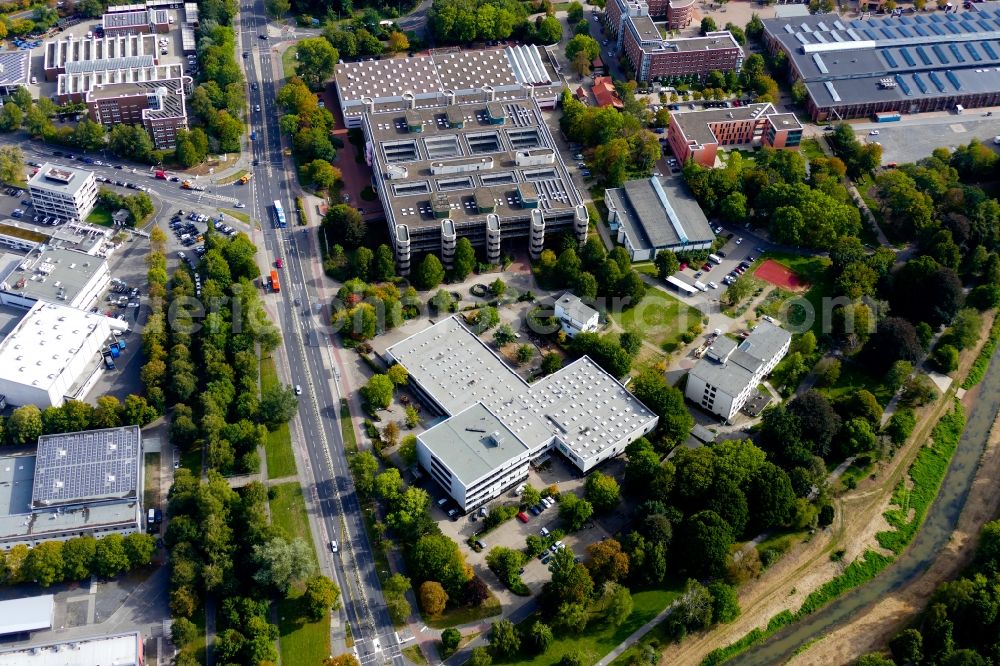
left=623, top=22, right=742, bottom=81
left=666, top=103, right=803, bottom=167
left=86, top=80, right=189, bottom=149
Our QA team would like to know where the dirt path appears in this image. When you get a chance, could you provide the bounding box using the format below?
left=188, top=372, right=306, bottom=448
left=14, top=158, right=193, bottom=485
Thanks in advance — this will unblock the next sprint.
left=785, top=382, right=1000, bottom=665
left=656, top=315, right=996, bottom=666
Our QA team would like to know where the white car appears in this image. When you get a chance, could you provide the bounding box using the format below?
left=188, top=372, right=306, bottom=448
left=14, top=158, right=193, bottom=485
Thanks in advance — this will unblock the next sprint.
left=330, top=540, right=338, bottom=553
left=708, top=281, right=719, bottom=289
left=736, top=237, right=743, bottom=245
left=235, top=202, right=246, bottom=208
left=994, top=136, right=1000, bottom=145
left=869, top=130, right=880, bottom=136
left=294, top=385, right=302, bottom=395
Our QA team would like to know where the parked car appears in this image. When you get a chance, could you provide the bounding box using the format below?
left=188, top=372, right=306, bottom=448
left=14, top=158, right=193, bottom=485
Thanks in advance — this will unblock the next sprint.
left=516, top=511, right=530, bottom=523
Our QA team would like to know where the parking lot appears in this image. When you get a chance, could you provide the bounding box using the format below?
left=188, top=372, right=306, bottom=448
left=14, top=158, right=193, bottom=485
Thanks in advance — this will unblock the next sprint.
left=851, top=113, right=1000, bottom=165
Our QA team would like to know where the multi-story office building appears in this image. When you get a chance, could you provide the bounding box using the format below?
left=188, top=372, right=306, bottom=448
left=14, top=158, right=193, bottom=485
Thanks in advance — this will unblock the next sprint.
left=86, top=79, right=189, bottom=149
left=44, top=34, right=159, bottom=81
left=666, top=103, right=803, bottom=167
left=554, top=292, right=600, bottom=337
left=385, top=317, right=659, bottom=512
left=28, top=164, right=98, bottom=223
left=685, top=321, right=791, bottom=422
left=763, top=3, right=1000, bottom=120
left=608, top=0, right=696, bottom=32
left=102, top=8, right=170, bottom=35
left=362, top=99, right=587, bottom=274
left=606, top=0, right=743, bottom=80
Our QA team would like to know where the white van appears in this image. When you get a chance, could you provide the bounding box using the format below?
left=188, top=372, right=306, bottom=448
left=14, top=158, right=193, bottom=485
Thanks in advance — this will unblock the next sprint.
left=956, top=104, right=964, bottom=114
left=694, top=281, right=709, bottom=292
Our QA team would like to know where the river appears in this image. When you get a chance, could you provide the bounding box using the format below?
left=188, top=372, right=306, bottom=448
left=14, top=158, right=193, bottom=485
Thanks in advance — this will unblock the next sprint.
left=735, top=342, right=1000, bottom=666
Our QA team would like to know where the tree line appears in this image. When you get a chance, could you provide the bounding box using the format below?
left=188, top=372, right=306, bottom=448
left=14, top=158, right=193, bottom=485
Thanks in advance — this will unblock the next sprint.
left=0, top=533, right=155, bottom=588
left=0, top=395, right=158, bottom=447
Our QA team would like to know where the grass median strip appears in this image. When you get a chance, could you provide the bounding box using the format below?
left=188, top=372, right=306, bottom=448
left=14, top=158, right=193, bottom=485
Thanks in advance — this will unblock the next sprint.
left=261, top=353, right=297, bottom=478
left=963, top=316, right=1000, bottom=389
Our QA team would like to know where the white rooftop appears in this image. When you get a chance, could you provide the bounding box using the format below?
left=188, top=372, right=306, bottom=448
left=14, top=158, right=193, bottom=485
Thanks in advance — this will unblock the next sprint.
left=0, top=631, right=141, bottom=665
left=0, top=302, right=115, bottom=395
left=0, top=595, right=52, bottom=636
left=385, top=316, right=657, bottom=465
left=28, top=164, right=94, bottom=198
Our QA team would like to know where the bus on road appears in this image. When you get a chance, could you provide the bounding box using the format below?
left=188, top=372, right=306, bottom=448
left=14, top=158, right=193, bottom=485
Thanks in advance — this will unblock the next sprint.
left=273, top=200, right=287, bottom=228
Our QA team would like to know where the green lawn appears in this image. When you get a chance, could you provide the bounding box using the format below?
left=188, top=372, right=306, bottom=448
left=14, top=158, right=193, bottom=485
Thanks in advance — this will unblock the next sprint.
left=181, top=442, right=202, bottom=475
left=86, top=206, right=114, bottom=227
left=282, top=45, right=298, bottom=80
left=261, top=354, right=297, bottom=479
left=753, top=253, right=833, bottom=337
left=820, top=360, right=895, bottom=406
left=610, top=288, right=702, bottom=353
left=799, top=137, right=825, bottom=162
left=428, top=592, right=502, bottom=629
left=219, top=207, right=251, bottom=225
left=143, top=453, right=159, bottom=509
left=341, top=399, right=358, bottom=454
left=502, top=589, right=679, bottom=666
left=269, top=482, right=319, bottom=568
left=217, top=170, right=249, bottom=186
left=276, top=584, right=330, bottom=666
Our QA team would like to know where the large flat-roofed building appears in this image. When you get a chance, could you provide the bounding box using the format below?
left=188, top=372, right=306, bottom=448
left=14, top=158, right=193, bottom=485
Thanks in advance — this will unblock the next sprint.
left=334, top=46, right=563, bottom=127
left=385, top=317, right=658, bottom=511
left=0, top=595, right=53, bottom=639
left=0, top=426, right=143, bottom=548
left=0, top=301, right=125, bottom=407
left=606, top=176, right=714, bottom=260
left=364, top=99, right=588, bottom=274
left=0, top=247, right=111, bottom=310
left=0, top=52, right=30, bottom=95
left=86, top=78, right=190, bottom=149
left=0, top=631, right=143, bottom=665
left=763, top=3, right=1000, bottom=120
left=44, top=34, right=159, bottom=81
left=666, top=103, right=803, bottom=167
left=685, top=322, right=791, bottom=421
left=607, top=0, right=697, bottom=33
left=606, top=0, right=743, bottom=81
left=102, top=8, right=170, bottom=35
left=28, top=164, right=98, bottom=223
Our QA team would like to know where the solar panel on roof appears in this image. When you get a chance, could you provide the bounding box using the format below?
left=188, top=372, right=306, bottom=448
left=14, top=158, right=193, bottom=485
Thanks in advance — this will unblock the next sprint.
left=946, top=22, right=961, bottom=34
left=846, top=28, right=862, bottom=40
left=895, top=74, right=912, bottom=96
left=898, top=16, right=913, bottom=24
left=966, top=43, right=982, bottom=61
left=863, top=28, right=879, bottom=39
left=949, top=43, right=966, bottom=62
left=946, top=70, right=962, bottom=90
left=880, top=27, right=896, bottom=38
left=800, top=22, right=812, bottom=32
left=916, top=45, right=933, bottom=65
left=960, top=20, right=975, bottom=31
left=831, top=31, right=844, bottom=41
left=930, top=23, right=946, bottom=36
left=796, top=32, right=809, bottom=45
left=900, top=47, right=916, bottom=66
left=812, top=53, right=829, bottom=73
left=824, top=80, right=841, bottom=102
left=977, top=20, right=994, bottom=31
left=883, top=50, right=899, bottom=68
left=983, top=42, right=999, bottom=59
left=913, top=25, right=929, bottom=36
left=928, top=70, right=947, bottom=91
left=898, top=26, right=913, bottom=37
left=814, top=32, right=828, bottom=42
left=914, top=14, right=928, bottom=23
left=912, top=72, right=929, bottom=94
left=817, top=21, right=829, bottom=30
left=783, top=24, right=794, bottom=33
left=933, top=44, right=949, bottom=63
left=850, top=19, right=864, bottom=27
left=834, top=20, right=846, bottom=29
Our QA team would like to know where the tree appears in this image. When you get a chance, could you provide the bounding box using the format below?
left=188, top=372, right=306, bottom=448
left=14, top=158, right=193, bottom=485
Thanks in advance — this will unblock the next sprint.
left=409, top=534, right=470, bottom=597
left=816, top=358, right=842, bottom=387
left=490, top=278, right=507, bottom=297
left=73, top=118, right=106, bottom=151
left=416, top=254, right=445, bottom=290
left=363, top=374, right=395, bottom=410
left=746, top=463, right=796, bottom=533
left=654, top=250, right=679, bottom=280
left=602, top=583, right=634, bottom=626
left=629, top=370, right=693, bottom=445
left=419, top=580, right=448, bottom=617
left=559, top=493, right=594, bottom=530
left=567, top=1, right=584, bottom=22
left=305, top=575, right=342, bottom=619
left=441, top=627, right=462, bottom=652
left=586, top=538, right=630, bottom=585
left=566, top=35, right=600, bottom=64
left=25, top=541, right=64, bottom=587
left=265, top=0, right=290, bottom=15
left=541, top=353, right=563, bottom=375
left=891, top=628, right=924, bottom=665
left=92, top=395, right=123, bottom=429
left=489, top=619, right=520, bottom=657
left=304, top=159, right=342, bottom=191
left=94, top=533, right=131, bottom=578
left=8, top=405, right=42, bottom=446
left=933, top=344, right=959, bottom=373
left=516, top=344, right=535, bottom=364
left=382, top=421, right=400, bottom=448
left=709, top=582, right=740, bottom=623
left=0, top=103, right=23, bottom=132
left=62, top=536, right=97, bottom=580
left=259, top=384, right=298, bottom=429
left=387, top=364, right=409, bottom=387
left=700, top=16, right=717, bottom=34
left=584, top=472, right=620, bottom=512
left=453, top=237, right=476, bottom=279
left=865, top=317, right=924, bottom=374
left=472, top=306, right=500, bottom=332
left=388, top=31, right=410, bottom=53
left=350, top=451, right=379, bottom=497
left=680, top=511, right=733, bottom=578
left=494, top=324, right=517, bottom=347
left=295, top=37, right=339, bottom=90
left=123, top=533, right=155, bottom=567
left=526, top=620, right=553, bottom=654
left=855, top=654, right=896, bottom=666
left=468, top=647, right=493, bottom=666
left=323, top=205, right=366, bottom=249
left=252, top=537, right=315, bottom=593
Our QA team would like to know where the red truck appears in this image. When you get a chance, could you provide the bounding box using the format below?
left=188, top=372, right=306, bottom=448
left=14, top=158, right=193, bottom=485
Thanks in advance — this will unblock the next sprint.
left=155, top=170, right=168, bottom=179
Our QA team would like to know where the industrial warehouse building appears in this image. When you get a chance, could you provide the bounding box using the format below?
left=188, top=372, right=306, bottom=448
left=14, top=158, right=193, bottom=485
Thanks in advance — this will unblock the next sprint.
left=363, top=99, right=588, bottom=275
left=685, top=322, right=791, bottom=422
left=0, top=631, right=144, bottom=665
left=334, top=45, right=564, bottom=126
left=0, top=426, right=144, bottom=549
left=385, top=317, right=658, bottom=512
left=605, top=176, right=714, bottom=261
left=763, top=3, right=1000, bottom=120
left=0, top=247, right=111, bottom=311
left=605, top=0, right=743, bottom=81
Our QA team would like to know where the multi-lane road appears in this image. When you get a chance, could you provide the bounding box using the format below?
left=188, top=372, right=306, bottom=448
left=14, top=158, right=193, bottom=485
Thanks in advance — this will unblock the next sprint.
left=235, top=4, right=404, bottom=665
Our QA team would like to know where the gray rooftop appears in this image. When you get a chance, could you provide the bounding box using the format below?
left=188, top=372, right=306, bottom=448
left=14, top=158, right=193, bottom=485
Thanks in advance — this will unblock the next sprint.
left=420, top=403, right=530, bottom=485
left=0, top=632, right=142, bottom=665
left=365, top=100, right=579, bottom=229
left=671, top=102, right=777, bottom=146
left=690, top=322, right=792, bottom=396
left=606, top=176, right=714, bottom=251
left=0, top=595, right=52, bottom=635
left=0, top=247, right=107, bottom=305
left=29, top=164, right=94, bottom=198
left=631, top=15, right=662, bottom=41
left=336, top=45, right=556, bottom=104
left=555, top=292, right=598, bottom=323
left=764, top=2, right=1000, bottom=107
left=103, top=9, right=151, bottom=27
left=386, top=317, right=658, bottom=465
left=31, top=426, right=141, bottom=509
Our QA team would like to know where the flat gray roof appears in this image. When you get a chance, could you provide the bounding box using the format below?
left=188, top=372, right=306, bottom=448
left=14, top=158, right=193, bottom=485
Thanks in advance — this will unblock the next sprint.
left=671, top=102, right=777, bottom=146
left=420, top=403, right=530, bottom=485
left=555, top=292, right=598, bottom=323
left=631, top=16, right=662, bottom=41
left=32, top=426, right=141, bottom=509
left=29, top=164, right=94, bottom=198
left=0, top=247, right=107, bottom=305
left=366, top=100, right=579, bottom=229
left=690, top=322, right=791, bottom=396
left=0, top=595, right=52, bottom=635
left=606, top=176, right=714, bottom=252
left=0, top=632, right=141, bottom=665
left=386, top=316, right=658, bottom=465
